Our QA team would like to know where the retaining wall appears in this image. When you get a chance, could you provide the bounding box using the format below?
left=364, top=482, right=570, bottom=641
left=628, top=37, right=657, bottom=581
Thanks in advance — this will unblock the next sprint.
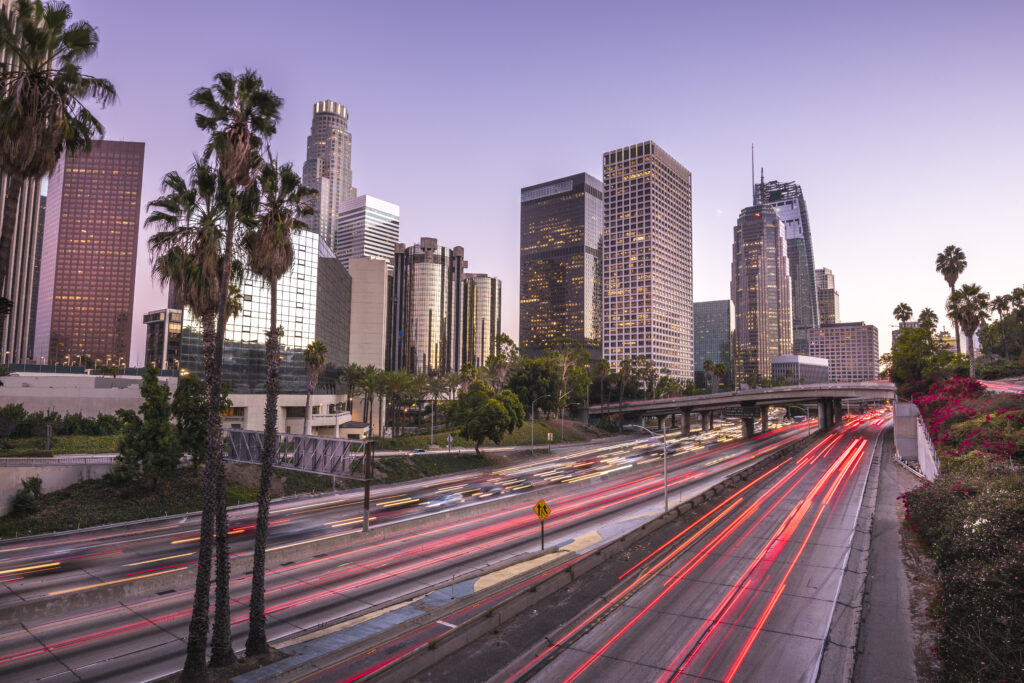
left=0, top=459, right=115, bottom=516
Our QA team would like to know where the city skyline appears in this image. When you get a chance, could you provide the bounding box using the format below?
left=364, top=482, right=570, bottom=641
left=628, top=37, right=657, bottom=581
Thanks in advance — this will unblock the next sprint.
left=53, top=0, right=1023, bottom=364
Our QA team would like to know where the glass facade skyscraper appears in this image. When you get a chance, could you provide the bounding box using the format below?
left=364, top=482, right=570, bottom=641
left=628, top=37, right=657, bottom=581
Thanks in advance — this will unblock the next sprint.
left=464, top=273, right=501, bottom=367
left=178, top=231, right=349, bottom=393
left=519, top=172, right=602, bottom=359
left=387, top=238, right=465, bottom=374
left=302, top=100, right=356, bottom=245
left=693, top=300, right=733, bottom=388
left=34, top=140, right=144, bottom=365
left=755, top=179, right=818, bottom=354
left=731, top=205, right=793, bottom=386
left=333, top=195, right=399, bottom=270
left=815, top=267, right=840, bottom=325
left=602, top=142, right=693, bottom=378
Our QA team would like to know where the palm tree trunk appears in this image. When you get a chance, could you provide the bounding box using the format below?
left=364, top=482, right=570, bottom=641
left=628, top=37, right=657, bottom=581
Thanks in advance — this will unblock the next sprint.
left=303, top=382, right=312, bottom=436
left=246, top=281, right=278, bottom=657
left=951, top=285, right=962, bottom=355
left=0, top=176, right=24, bottom=300
left=182, top=311, right=219, bottom=680
left=1000, top=314, right=1007, bottom=360
left=209, top=208, right=236, bottom=668
left=968, top=333, right=976, bottom=378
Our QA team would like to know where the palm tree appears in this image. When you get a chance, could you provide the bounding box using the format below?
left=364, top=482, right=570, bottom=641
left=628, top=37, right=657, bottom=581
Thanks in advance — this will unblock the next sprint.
left=302, top=340, right=328, bottom=436
left=592, top=358, right=610, bottom=407
left=0, top=0, right=115, bottom=321
left=946, top=283, right=990, bottom=378
left=617, top=356, right=633, bottom=432
left=703, top=359, right=715, bottom=392
left=1013, top=287, right=1024, bottom=357
left=713, top=362, right=728, bottom=391
left=188, top=69, right=281, bottom=673
left=241, top=160, right=313, bottom=657
left=935, top=245, right=967, bottom=353
left=359, top=366, right=384, bottom=437
left=146, top=162, right=225, bottom=678
left=991, top=295, right=1012, bottom=360
left=892, top=302, right=913, bottom=324
left=339, top=363, right=364, bottom=416
left=917, top=307, right=939, bottom=332
left=442, top=371, right=461, bottom=401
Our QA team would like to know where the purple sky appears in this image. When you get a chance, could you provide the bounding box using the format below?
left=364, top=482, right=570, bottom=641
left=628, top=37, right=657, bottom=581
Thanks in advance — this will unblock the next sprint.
left=68, top=0, right=1024, bottom=364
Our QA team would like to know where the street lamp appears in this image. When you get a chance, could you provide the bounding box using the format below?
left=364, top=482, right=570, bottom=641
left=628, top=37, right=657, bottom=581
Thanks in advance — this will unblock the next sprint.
left=561, top=402, right=579, bottom=441
left=626, top=422, right=669, bottom=513
left=531, top=394, right=550, bottom=453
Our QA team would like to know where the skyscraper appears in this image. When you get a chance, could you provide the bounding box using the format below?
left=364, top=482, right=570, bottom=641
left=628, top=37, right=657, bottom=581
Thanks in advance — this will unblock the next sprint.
left=815, top=267, right=840, bottom=325
left=302, top=100, right=356, bottom=245
left=602, top=142, right=692, bottom=378
left=755, top=178, right=818, bottom=354
left=464, top=273, right=501, bottom=366
left=0, top=0, right=46, bottom=363
left=808, top=322, right=879, bottom=383
left=34, top=141, right=144, bottom=365
left=731, top=205, right=793, bottom=386
left=333, top=195, right=399, bottom=270
left=387, top=238, right=465, bottom=373
left=519, top=172, right=602, bottom=359
left=693, top=300, right=734, bottom=389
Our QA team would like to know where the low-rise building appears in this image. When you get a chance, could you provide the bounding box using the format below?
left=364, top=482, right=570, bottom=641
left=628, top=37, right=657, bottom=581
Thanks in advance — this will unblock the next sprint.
left=771, top=354, right=829, bottom=385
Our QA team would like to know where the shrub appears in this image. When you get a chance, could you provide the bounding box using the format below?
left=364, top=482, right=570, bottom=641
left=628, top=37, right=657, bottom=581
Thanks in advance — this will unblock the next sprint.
left=11, top=477, right=43, bottom=517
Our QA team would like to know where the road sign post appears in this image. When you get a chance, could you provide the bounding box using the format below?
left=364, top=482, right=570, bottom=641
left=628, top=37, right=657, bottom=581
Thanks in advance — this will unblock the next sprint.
left=533, top=499, right=551, bottom=550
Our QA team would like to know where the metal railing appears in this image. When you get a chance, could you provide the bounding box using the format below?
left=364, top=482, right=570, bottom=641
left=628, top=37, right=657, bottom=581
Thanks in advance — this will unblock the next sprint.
left=223, top=429, right=371, bottom=480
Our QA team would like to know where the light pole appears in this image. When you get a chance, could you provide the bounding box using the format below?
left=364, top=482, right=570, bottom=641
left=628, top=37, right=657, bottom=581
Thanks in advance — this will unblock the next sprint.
left=531, top=394, right=550, bottom=452
left=561, top=402, right=579, bottom=441
left=628, top=423, right=669, bottom=513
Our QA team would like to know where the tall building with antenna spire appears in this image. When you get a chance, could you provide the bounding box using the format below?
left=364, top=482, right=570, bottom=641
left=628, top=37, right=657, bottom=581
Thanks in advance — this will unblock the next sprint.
left=755, top=174, right=819, bottom=354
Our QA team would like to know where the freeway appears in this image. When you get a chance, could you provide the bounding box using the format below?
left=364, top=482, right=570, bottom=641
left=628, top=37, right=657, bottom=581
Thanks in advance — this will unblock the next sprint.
left=0, top=419, right=807, bottom=682
left=495, top=411, right=889, bottom=683
left=980, top=378, right=1024, bottom=394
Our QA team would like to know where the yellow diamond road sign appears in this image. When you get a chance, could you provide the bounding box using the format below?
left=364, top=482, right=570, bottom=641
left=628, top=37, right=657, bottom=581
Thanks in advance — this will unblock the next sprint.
left=533, top=500, right=551, bottom=522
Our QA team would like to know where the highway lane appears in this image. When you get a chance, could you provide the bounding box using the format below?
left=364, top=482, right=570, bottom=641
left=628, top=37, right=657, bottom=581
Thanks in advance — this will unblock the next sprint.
left=980, top=378, right=1024, bottom=394
left=498, top=411, right=888, bottom=683
left=0, top=421, right=807, bottom=682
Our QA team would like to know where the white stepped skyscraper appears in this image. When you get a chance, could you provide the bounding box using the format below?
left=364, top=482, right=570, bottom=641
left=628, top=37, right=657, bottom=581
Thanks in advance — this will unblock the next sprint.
left=302, top=100, right=356, bottom=245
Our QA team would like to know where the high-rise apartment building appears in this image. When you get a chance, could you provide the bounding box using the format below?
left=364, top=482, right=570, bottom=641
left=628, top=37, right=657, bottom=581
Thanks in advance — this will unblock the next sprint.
left=519, top=172, right=603, bottom=359
left=731, top=205, right=793, bottom=386
left=807, top=322, right=879, bottom=383
left=302, top=100, right=356, bottom=245
left=0, top=0, right=46, bottom=363
left=177, top=232, right=349, bottom=393
left=602, top=141, right=692, bottom=378
left=755, top=178, right=818, bottom=354
left=333, top=195, right=399, bottom=270
left=386, top=238, right=465, bottom=374
left=693, top=299, right=733, bottom=389
left=464, top=273, right=501, bottom=366
left=34, top=141, right=144, bottom=365
left=815, top=267, right=840, bottom=325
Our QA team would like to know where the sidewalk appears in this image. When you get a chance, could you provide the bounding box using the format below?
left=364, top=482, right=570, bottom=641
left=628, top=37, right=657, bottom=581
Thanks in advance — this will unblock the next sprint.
left=853, top=449, right=920, bottom=682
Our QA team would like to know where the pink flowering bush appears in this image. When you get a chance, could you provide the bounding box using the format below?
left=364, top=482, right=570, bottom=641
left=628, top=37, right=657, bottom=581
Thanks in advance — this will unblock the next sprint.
left=903, top=379, right=1024, bottom=681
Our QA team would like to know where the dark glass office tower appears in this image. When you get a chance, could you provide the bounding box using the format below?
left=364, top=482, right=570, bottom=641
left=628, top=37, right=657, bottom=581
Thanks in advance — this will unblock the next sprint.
left=731, top=205, right=793, bottom=386
left=693, top=300, right=734, bottom=388
left=34, top=141, right=144, bottom=365
left=755, top=179, right=818, bottom=354
left=519, top=172, right=602, bottom=360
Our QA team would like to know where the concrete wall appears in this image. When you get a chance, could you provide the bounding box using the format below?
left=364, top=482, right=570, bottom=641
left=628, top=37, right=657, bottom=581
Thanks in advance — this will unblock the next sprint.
left=0, top=459, right=115, bottom=516
left=893, top=402, right=939, bottom=481
left=1, top=372, right=178, bottom=417
left=346, top=257, right=387, bottom=369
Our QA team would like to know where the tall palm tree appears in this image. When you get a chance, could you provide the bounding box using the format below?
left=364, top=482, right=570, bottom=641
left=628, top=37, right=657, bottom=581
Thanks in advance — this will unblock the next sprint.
left=592, top=358, right=610, bottom=407
left=0, top=0, right=115, bottom=320
left=339, top=363, right=364, bottom=416
left=302, top=340, right=328, bottom=436
left=617, top=356, right=633, bottom=432
left=357, top=366, right=383, bottom=436
left=241, top=160, right=313, bottom=657
left=991, top=294, right=1012, bottom=360
left=703, top=359, right=715, bottom=392
left=442, top=371, right=461, bottom=401
left=892, top=302, right=913, bottom=324
left=917, top=307, right=939, bottom=332
left=146, top=162, right=225, bottom=678
left=946, top=283, right=990, bottom=378
left=1013, top=287, right=1024, bottom=357
left=935, top=245, right=967, bottom=353
left=713, top=362, right=728, bottom=391
left=187, top=70, right=281, bottom=672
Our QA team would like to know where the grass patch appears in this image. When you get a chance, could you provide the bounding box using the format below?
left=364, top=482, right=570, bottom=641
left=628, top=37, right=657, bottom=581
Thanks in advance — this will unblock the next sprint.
left=1, top=434, right=120, bottom=456
left=371, top=451, right=488, bottom=484
left=376, top=419, right=603, bottom=451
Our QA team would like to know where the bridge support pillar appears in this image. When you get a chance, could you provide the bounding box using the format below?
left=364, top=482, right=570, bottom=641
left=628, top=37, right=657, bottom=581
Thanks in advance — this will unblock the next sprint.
left=701, top=411, right=711, bottom=431
left=682, top=411, right=691, bottom=435
left=656, top=415, right=663, bottom=430
left=818, top=400, right=830, bottom=430
left=742, top=417, right=755, bottom=439
left=833, top=399, right=844, bottom=425
left=760, top=406, right=770, bottom=433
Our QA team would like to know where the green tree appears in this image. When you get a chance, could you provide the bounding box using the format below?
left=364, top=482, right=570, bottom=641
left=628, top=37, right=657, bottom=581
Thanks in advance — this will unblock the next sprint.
left=241, top=159, right=313, bottom=657
left=507, top=356, right=558, bottom=416
left=935, top=245, right=967, bottom=353
left=591, top=358, right=610, bottom=406
left=171, top=374, right=207, bottom=470
left=113, top=365, right=179, bottom=489
left=302, top=340, right=328, bottom=436
left=892, top=302, right=913, bottom=323
left=448, top=381, right=524, bottom=453
left=882, top=325, right=954, bottom=397
left=0, top=0, right=116, bottom=322
left=946, top=283, right=990, bottom=378
left=0, top=402, right=26, bottom=447
left=11, top=475, right=42, bottom=516
left=990, top=294, right=1012, bottom=360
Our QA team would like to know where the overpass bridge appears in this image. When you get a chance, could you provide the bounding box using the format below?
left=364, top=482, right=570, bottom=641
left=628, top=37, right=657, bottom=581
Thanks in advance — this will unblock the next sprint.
left=589, top=382, right=896, bottom=438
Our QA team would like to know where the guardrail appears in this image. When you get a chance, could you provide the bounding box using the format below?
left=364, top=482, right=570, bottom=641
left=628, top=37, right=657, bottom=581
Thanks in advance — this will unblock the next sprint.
left=0, top=456, right=117, bottom=467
